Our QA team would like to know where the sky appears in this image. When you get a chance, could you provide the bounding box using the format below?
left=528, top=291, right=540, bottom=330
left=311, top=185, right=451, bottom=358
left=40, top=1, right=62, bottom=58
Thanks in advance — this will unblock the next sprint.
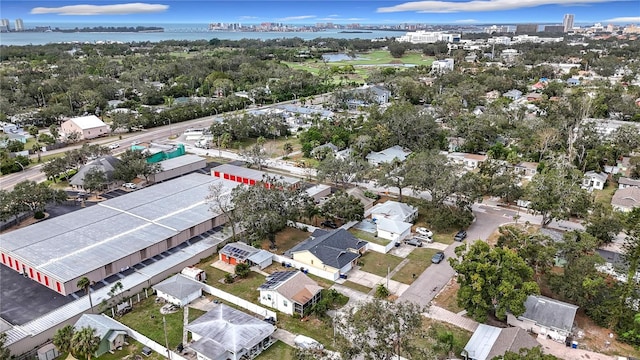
left=1, top=0, right=639, bottom=25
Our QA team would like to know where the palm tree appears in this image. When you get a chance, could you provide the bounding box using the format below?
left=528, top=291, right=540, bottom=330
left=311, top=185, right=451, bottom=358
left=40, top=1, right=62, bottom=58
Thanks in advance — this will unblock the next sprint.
left=53, top=325, right=75, bottom=354
left=77, top=277, right=93, bottom=313
left=71, top=327, right=99, bottom=360
left=432, top=329, right=456, bottom=360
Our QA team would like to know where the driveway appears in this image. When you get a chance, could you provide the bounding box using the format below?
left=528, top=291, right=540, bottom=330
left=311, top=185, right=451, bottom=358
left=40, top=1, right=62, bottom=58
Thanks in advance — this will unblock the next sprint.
left=398, top=208, right=514, bottom=306
left=347, top=269, right=409, bottom=297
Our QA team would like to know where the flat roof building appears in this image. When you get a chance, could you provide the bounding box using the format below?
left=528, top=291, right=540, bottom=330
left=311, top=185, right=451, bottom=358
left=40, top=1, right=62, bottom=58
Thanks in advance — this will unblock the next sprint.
left=0, top=173, right=237, bottom=296
left=211, top=164, right=301, bottom=189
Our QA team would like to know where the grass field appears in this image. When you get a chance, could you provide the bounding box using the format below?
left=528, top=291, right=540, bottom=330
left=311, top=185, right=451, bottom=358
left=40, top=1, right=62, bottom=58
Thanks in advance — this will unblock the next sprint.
left=256, top=341, right=295, bottom=360
left=118, top=295, right=205, bottom=349
left=341, top=280, right=372, bottom=294
left=261, top=227, right=310, bottom=252
left=593, top=181, right=617, bottom=206
left=392, top=248, right=439, bottom=285
left=358, top=251, right=403, bottom=278
left=200, top=267, right=265, bottom=303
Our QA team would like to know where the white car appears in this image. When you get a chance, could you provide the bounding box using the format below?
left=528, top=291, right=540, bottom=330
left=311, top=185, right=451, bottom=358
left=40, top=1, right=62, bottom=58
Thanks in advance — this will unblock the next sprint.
left=108, top=143, right=120, bottom=149
left=123, top=183, right=137, bottom=190
left=131, top=140, right=141, bottom=146
left=416, top=227, right=433, bottom=237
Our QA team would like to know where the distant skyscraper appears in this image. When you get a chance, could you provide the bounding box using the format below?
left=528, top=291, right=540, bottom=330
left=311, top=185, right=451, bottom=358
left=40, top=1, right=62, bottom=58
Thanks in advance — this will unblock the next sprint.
left=516, top=24, right=538, bottom=34
left=15, top=18, right=24, bottom=31
left=563, top=14, right=575, bottom=32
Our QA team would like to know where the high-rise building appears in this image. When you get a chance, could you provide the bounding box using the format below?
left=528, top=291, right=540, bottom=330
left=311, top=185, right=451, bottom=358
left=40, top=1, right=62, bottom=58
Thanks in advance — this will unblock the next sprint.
left=516, top=24, right=538, bottom=34
left=563, top=14, right=575, bottom=32
left=0, top=19, right=9, bottom=32
left=15, top=18, right=24, bottom=31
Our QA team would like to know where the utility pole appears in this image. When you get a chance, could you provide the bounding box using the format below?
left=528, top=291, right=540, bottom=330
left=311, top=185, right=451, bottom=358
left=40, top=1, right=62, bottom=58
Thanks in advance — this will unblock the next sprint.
left=163, top=316, right=172, bottom=360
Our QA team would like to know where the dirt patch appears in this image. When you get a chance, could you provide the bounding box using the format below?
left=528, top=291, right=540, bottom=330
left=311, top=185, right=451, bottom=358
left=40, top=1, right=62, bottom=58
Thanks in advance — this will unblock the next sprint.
left=433, top=278, right=464, bottom=314
left=574, top=310, right=640, bottom=357
left=388, top=59, right=404, bottom=64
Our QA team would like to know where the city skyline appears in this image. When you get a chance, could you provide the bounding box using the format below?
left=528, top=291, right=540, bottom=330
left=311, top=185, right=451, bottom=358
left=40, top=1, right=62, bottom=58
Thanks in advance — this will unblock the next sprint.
left=1, top=0, right=639, bottom=25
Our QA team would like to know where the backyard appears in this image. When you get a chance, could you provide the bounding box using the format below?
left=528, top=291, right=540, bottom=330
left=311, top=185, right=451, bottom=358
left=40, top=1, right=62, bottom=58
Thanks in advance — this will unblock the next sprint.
left=358, top=251, right=403, bottom=278
left=118, top=295, right=206, bottom=349
left=349, top=228, right=391, bottom=246
left=392, top=248, right=439, bottom=285
left=261, top=227, right=310, bottom=252
left=199, top=267, right=265, bottom=303
left=256, top=341, right=294, bottom=360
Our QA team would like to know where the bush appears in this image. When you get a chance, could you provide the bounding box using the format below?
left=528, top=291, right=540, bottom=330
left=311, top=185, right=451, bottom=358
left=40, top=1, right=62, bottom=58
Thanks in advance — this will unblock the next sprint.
left=235, top=263, right=251, bottom=278
left=34, top=211, right=45, bottom=219
left=224, top=273, right=235, bottom=284
left=375, top=284, right=389, bottom=299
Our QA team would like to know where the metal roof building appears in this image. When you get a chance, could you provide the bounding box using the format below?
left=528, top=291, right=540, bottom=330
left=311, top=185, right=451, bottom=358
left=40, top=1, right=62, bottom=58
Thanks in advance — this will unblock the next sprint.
left=0, top=173, right=237, bottom=296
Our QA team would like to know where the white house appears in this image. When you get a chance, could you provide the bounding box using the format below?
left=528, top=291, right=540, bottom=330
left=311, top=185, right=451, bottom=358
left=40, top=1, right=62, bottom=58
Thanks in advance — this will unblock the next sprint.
left=582, top=171, right=607, bottom=190
left=370, top=201, right=418, bottom=223
left=61, top=115, right=110, bottom=140
left=432, top=58, right=455, bottom=73
left=507, top=295, right=578, bottom=343
left=447, top=152, right=488, bottom=170
left=366, top=146, right=412, bottom=166
left=375, top=217, right=412, bottom=244
left=186, top=304, right=276, bottom=360
left=258, top=271, right=322, bottom=316
left=153, top=274, right=203, bottom=307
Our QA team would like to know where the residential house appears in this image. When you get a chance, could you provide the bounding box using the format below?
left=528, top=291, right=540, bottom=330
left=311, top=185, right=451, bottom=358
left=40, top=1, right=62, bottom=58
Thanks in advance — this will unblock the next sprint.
left=374, top=217, right=412, bottom=243
left=366, top=146, right=412, bottom=166
left=596, top=239, right=640, bottom=283
left=211, top=164, right=301, bottom=189
left=525, top=92, right=543, bottom=102
left=61, top=115, right=110, bottom=140
left=447, top=152, right=488, bottom=170
left=0, top=132, right=27, bottom=146
left=73, top=314, right=129, bottom=358
left=286, top=229, right=367, bottom=276
left=69, top=156, right=121, bottom=191
left=218, top=242, right=273, bottom=269
left=153, top=274, right=203, bottom=307
left=463, top=324, right=539, bottom=360
left=258, top=271, right=323, bottom=316
left=335, top=147, right=352, bottom=161
left=186, top=303, right=276, bottom=360
left=618, top=177, right=640, bottom=189
left=345, top=187, right=375, bottom=211
left=431, top=58, right=455, bottom=73
left=305, top=184, right=331, bottom=203
left=347, top=85, right=391, bottom=109
left=503, top=89, right=523, bottom=100
left=507, top=295, right=578, bottom=343
left=513, top=162, right=539, bottom=179
left=311, top=142, right=339, bottom=158
left=611, top=187, right=640, bottom=212
left=582, top=171, right=607, bottom=190
left=566, top=78, right=581, bottom=86
left=370, top=201, right=418, bottom=223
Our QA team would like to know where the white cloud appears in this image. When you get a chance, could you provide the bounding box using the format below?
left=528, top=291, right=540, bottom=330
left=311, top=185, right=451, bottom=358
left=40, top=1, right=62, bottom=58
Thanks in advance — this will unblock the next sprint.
left=377, top=0, right=617, bottom=13
left=602, top=16, right=640, bottom=23
left=454, top=19, right=479, bottom=23
left=31, top=2, right=168, bottom=15
left=277, top=15, right=316, bottom=21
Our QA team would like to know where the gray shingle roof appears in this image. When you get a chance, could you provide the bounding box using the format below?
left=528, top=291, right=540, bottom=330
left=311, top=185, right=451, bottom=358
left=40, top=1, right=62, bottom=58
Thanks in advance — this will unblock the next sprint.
left=186, top=303, right=275, bottom=356
left=69, top=156, right=121, bottom=186
left=74, top=314, right=129, bottom=340
left=465, top=324, right=538, bottom=360
left=152, top=274, right=203, bottom=300
left=288, top=229, right=366, bottom=269
left=520, top=295, right=578, bottom=333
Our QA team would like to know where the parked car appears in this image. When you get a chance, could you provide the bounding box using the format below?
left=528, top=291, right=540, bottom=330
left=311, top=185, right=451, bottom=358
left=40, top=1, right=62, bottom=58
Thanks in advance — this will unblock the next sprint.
left=123, top=182, right=137, bottom=190
left=404, top=238, right=423, bottom=247
left=108, top=143, right=120, bottom=149
left=431, top=252, right=445, bottom=264
left=131, top=140, right=141, bottom=146
left=454, top=230, right=467, bottom=242
left=415, top=227, right=433, bottom=237
left=321, top=220, right=338, bottom=229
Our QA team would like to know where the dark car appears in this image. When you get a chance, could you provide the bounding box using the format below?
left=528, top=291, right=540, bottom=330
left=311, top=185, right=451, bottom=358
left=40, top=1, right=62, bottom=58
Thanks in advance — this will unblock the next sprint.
left=321, top=220, right=338, bottom=229
left=431, top=251, right=445, bottom=264
left=404, top=238, right=423, bottom=247
left=454, top=230, right=467, bottom=242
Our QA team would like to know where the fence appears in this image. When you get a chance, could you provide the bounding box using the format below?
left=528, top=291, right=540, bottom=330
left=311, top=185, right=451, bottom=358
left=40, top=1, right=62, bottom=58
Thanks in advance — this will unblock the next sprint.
left=200, top=284, right=277, bottom=321
left=272, top=254, right=339, bottom=281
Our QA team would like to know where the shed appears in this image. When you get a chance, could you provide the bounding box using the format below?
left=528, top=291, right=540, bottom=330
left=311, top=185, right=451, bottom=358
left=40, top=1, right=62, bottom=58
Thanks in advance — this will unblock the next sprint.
left=153, top=274, right=203, bottom=307
left=219, top=242, right=273, bottom=269
left=181, top=266, right=207, bottom=282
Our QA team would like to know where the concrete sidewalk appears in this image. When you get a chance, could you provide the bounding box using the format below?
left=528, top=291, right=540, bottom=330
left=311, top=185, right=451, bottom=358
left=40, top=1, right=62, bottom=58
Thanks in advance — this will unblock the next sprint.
left=347, top=269, right=409, bottom=296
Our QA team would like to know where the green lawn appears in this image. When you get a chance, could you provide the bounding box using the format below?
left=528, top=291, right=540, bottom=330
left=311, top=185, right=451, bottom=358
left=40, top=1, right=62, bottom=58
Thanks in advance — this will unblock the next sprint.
left=98, top=339, right=165, bottom=360
left=593, top=181, right=617, bottom=206
left=392, top=248, right=439, bottom=285
left=262, top=227, right=310, bottom=252
left=341, top=280, right=372, bottom=294
left=432, top=230, right=457, bottom=245
left=358, top=251, right=403, bottom=278
left=198, top=267, right=265, bottom=303
left=118, top=295, right=205, bottom=349
left=349, top=229, right=390, bottom=246
left=256, top=341, right=295, bottom=360
left=277, top=315, right=336, bottom=351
